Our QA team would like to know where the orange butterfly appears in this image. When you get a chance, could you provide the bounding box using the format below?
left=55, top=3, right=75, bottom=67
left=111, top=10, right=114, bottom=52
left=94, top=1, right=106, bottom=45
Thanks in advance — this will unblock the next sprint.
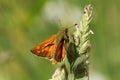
left=31, top=28, right=69, bottom=64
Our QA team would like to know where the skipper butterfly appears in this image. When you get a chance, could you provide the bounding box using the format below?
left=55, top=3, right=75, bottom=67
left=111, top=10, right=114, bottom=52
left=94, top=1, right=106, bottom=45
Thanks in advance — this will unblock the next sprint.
left=31, top=28, right=69, bottom=64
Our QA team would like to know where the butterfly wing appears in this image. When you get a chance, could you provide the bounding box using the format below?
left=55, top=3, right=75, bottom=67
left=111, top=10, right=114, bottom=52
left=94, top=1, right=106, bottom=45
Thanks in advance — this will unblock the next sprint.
left=31, top=35, right=56, bottom=59
left=53, top=40, right=65, bottom=62
left=31, top=28, right=68, bottom=64
left=52, top=28, right=68, bottom=63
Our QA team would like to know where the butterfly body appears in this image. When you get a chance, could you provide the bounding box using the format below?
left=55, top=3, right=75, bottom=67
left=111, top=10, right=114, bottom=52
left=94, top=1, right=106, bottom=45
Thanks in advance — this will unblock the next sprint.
left=31, top=28, right=69, bottom=64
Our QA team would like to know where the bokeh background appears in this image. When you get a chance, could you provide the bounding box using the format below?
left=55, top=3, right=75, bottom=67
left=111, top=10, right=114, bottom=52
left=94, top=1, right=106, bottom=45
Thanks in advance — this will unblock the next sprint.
left=0, top=0, right=120, bottom=80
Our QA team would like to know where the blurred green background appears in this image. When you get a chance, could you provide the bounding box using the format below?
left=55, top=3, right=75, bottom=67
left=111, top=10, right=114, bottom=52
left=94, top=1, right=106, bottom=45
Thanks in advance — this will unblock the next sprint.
left=0, top=0, right=120, bottom=80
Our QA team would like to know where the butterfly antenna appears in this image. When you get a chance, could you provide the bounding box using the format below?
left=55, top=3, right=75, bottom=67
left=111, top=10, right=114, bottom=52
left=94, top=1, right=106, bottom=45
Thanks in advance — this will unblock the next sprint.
left=58, top=19, right=62, bottom=27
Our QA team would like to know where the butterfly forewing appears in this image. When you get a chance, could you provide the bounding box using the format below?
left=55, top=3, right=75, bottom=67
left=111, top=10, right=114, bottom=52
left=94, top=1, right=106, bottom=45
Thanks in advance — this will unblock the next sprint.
left=31, top=35, right=56, bottom=59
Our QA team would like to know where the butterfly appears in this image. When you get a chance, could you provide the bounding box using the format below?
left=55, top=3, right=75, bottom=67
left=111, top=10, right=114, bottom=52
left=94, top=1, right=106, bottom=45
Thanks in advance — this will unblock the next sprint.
left=31, top=28, right=69, bottom=64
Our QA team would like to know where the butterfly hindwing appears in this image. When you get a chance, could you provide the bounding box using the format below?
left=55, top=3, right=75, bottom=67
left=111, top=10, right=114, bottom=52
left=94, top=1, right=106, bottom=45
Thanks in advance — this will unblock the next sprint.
left=54, top=40, right=65, bottom=62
